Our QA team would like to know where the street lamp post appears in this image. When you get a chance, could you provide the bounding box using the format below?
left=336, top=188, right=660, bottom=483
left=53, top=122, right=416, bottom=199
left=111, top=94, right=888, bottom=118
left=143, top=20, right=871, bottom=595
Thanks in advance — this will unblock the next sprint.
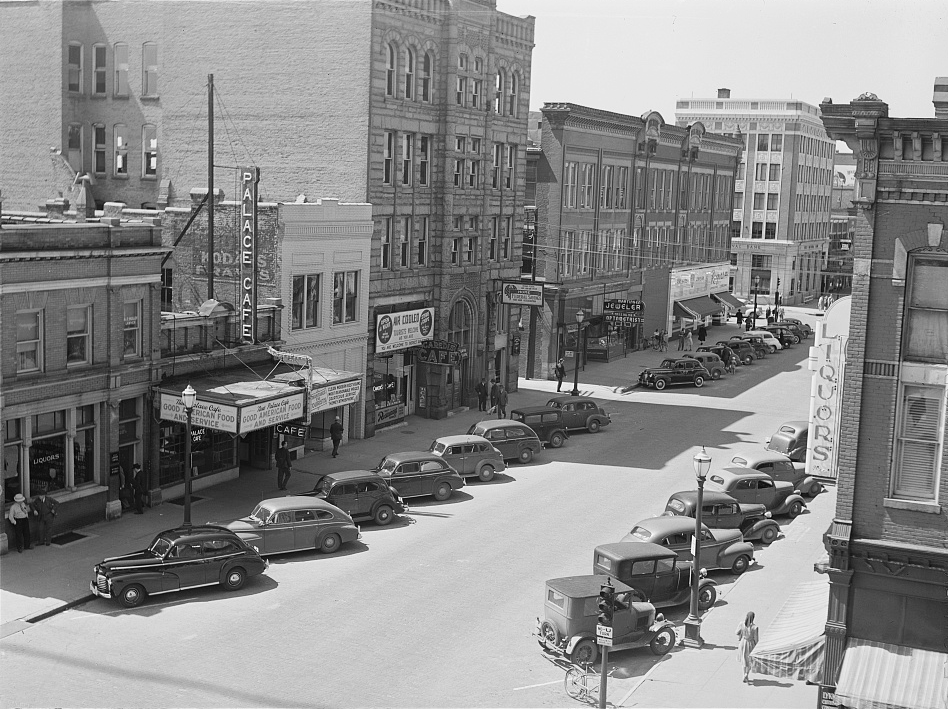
left=570, top=308, right=585, bottom=396
left=752, top=275, right=760, bottom=328
left=181, top=384, right=197, bottom=527
left=683, top=445, right=712, bottom=648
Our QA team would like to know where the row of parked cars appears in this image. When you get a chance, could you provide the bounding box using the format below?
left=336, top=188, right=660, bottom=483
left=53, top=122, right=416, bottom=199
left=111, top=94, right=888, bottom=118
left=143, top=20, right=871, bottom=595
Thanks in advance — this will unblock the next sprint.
left=90, top=395, right=614, bottom=608
left=638, top=318, right=813, bottom=390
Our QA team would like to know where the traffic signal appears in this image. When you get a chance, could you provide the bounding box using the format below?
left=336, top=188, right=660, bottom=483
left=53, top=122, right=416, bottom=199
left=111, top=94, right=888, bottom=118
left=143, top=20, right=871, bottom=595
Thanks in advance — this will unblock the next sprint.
left=597, top=581, right=615, bottom=627
left=776, top=277, right=781, bottom=289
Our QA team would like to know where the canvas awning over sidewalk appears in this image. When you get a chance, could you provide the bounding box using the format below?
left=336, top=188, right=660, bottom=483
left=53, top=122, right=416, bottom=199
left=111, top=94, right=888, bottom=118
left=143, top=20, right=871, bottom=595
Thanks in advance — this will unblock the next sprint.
left=750, top=578, right=828, bottom=682
left=711, top=291, right=745, bottom=310
left=835, top=637, right=948, bottom=709
left=674, top=295, right=721, bottom=319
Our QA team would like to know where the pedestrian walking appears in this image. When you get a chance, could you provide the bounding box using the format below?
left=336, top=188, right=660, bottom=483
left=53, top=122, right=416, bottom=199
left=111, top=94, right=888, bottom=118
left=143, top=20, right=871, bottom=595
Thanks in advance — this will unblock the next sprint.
left=685, top=329, right=694, bottom=351
left=765, top=306, right=771, bottom=321
left=31, top=490, right=58, bottom=546
left=496, top=385, right=508, bottom=418
left=7, top=493, right=33, bottom=553
left=475, top=377, right=488, bottom=411
left=129, top=463, right=146, bottom=514
left=330, top=416, right=344, bottom=458
left=275, top=440, right=292, bottom=489
left=677, top=330, right=685, bottom=351
left=554, top=359, right=566, bottom=392
left=489, top=378, right=500, bottom=411
left=777, top=306, right=785, bottom=320
left=736, top=611, right=760, bottom=683
left=659, top=329, right=668, bottom=352
left=696, top=323, right=707, bottom=346
left=736, top=310, right=744, bottom=328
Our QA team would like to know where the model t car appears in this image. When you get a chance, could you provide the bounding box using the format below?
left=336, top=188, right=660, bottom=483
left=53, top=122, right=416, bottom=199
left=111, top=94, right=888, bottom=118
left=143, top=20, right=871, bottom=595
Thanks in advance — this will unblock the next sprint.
left=536, top=575, right=677, bottom=665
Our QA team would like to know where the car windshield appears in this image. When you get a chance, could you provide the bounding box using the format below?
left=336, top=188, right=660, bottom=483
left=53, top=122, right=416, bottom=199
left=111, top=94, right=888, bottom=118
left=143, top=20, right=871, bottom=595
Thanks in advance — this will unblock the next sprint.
left=249, top=504, right=273, bottom=524
left=377, top=458, right=398, bottom=473
left=732, top=457, right=747, bottom=466
left=429, top=442, right=446, bottom=454
left=546, top=400, right=563, bottom=409
left=149, top=535, right=173, bottom=556
left=629, top=526, right=652, bottom=541
left=659, top=359, right=676, bottom=367
left=314, top=477, right=333, bottom=495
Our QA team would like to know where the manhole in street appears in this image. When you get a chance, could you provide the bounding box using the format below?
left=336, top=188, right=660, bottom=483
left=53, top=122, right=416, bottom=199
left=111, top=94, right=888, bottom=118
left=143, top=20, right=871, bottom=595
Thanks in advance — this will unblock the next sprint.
left=401, top=430, right=416, bottom=435
left=52, top=532, right=88, bottom=546
left=165, top=495, right=206, bottom=506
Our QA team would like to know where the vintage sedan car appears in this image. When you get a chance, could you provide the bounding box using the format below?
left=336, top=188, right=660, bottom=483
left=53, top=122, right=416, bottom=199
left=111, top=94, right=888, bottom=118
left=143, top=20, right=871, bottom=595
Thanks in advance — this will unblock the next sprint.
left=683, top=352, right=727, bottom=379
left=760, top=325, right=796, bottom=348
left=730, top=334, right=769, bottom=359
left=663, top=490, right=781, bottom=544
left=428, top=434, right=506, bottom=482
left=742, top=330, right=784, bottom=353
left=90, top=525, right=268, bottom=608
left=509, top=406, right=570, bottom=448
left=778, top=318, right=812, bottom=338
left=592, top=541, right=717, bottom=610
left=639, top=358, right=711, bottom=390
left=536, top=575, right=677, bottom=665
left=773, top=321, right=808, bottom=342
left=620, top=515, right=756, bottom=574
left=765, top=420, right=809, bottom=462
left=467, top=419, right=543, bottom=464
left=729, top=450, right=822, bottom=497
left=225, top=497, right=360, bottom=555
left=374, top=451, right=465, bottom=501
left=696, top=344, right=741, bottom=370
left=716, top=339, right=756, bottom=365
left=303, top=470, right=405, bottom=526
left=543, top=396, right=611, bottom=433
left=706, top=468, right=807, bottom=518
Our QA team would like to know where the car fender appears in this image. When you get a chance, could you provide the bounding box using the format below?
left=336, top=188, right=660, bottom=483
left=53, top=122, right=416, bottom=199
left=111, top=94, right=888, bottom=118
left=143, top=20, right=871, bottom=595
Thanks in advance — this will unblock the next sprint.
left=800, top=475, right=817, bottom=490
left=564, top=631, right=596, bottom=655
left=109, top=571, right=168, bottom=595
left=774, top=494, right=806, bottom=515
left=745, top=518, right=780, bottom=538
left=721, top=541, right=756, bottom=566
left=648, top=617, right=677, bottom=634
left=698, top=577, right=717, bottom=592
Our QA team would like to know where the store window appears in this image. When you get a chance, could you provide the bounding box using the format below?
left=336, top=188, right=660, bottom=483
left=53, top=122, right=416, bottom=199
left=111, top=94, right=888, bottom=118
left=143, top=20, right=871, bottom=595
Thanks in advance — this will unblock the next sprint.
left=158, top=421, right=236, bottom=486
left=3, top=419, right=22, bottom=502
left=118, top=398, right=140, bottom=481
left=75, top=405, right=96, bottom=486
left=30, top=410, right=67, bottom=495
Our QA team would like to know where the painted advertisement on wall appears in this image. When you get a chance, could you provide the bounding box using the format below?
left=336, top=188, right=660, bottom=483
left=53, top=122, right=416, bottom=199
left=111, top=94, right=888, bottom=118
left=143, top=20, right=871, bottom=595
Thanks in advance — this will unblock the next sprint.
left=670, top=265, right=731, bottom=300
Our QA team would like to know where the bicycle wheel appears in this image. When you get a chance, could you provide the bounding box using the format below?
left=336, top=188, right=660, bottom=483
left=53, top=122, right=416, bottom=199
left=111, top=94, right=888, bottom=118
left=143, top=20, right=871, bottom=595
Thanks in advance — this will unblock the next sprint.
left=564, top=668, right=585, bottom=700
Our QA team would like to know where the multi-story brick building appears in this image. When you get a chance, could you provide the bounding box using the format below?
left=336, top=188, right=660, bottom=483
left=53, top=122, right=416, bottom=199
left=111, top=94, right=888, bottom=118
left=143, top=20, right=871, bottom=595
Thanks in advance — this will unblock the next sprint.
left=676, top=89, right=834, bottom=307
left=815, top=82, right=948, bottom=707
left=524, top=103, right=742, bottom=379
left=0, top=0, right=535, bottom=433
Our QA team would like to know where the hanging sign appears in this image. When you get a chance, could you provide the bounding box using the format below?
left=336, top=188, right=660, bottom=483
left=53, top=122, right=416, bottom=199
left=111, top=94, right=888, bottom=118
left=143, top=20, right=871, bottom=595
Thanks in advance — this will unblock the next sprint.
left=501, top=281, right=544, bottom=306
left=239, top=393, right=306, bottom=434
left=240, top=166, right=260, bottom=344
left=604, top=299, right=645, bottom=325
left=310, top=379, right=363, bottom=414
left=376, top=307, right=434, bottom=353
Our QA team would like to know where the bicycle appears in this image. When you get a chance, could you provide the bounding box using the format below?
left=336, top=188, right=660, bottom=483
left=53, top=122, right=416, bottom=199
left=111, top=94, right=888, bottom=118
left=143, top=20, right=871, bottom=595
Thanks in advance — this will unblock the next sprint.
left=564, top=662, right=615, bottom=705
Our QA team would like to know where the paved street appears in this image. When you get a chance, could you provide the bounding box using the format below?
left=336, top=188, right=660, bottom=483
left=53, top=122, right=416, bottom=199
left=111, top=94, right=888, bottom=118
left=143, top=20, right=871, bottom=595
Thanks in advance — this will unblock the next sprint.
left=1, top=315, right=830, bottom=708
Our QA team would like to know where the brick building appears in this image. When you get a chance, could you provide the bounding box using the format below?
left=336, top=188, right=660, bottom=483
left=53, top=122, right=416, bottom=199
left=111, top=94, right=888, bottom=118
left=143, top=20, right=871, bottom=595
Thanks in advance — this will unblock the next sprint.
left=524, top=104, right=742, bottom=379
left=815, top=83, right=948, bottom=707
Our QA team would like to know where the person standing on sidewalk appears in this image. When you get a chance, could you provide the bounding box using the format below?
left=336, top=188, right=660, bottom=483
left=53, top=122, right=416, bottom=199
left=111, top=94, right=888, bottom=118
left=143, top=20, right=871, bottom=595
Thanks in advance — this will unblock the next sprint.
left=129, top=463, right=146, bottom=514
left=330, top=417, right=344, bottom=458
left=696, top=323, right=707, bottom=347
left=31, top=490, right=58, bottom=546
left=496, top=385, right=508, bottom=418
left=489, top=378, right=499, bottom=411
left=685, top=329, right=694, bottom=351
left=475, top=377, right=488, bottom=411
left=275, top=440, right=292, bottom=489
left=7, top=493, right=33, bottom=552
left=677, top=330, right=686, bottom=351
left=736, top=309, right=744, bottom=328
left=553, top=359, right=566, bottom=392
left=736, top=611, right=759, bottom=683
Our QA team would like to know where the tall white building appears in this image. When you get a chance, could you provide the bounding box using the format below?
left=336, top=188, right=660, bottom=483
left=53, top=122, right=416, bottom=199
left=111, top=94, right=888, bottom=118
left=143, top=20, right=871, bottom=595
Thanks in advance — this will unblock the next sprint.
left=676, top=89, right=834, bottom=306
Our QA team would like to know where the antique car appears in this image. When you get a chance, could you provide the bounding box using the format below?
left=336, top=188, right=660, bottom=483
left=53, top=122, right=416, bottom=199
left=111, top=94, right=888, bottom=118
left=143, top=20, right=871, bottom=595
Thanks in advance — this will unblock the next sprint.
left=778, top=318, right=812, bottom=338
left=663, top=490, right=781, bottom=544
left=466, top=419, right=543, bottom=464
left=90, top=525, right=268, bottom=608
left=592, top=541, right=717, bottom=610
left=696, top=344, right=741, bottom=370
left=225, top=496, right=360, bottom=555
left=683, top=352, right=727, bottom=379
left=508, top=406, right=571, bottom=448
left=730, top=334, right=769, bottom=359
left=716, top=339, right=756, bottom=365
left=303, top=470, right=406, bottom=526
left=428, top=434, right=506, bottom=482
left=543, top=396, right=612, bottom=433
left=765, top=420, right=810, bottom=462
left=729, top=450, right=822, bottom=497
left=535, top=575, right=677, bottom=664
left=773, top=320, right=808, bottom=342
left=620, top=515, right=756, bottom=574
left=374, top=451, right=465, bottom=501
left=760, top=325, right=796, bottom=348
left=742, top=330, right=784, bottom=353
left=706, top=468, right=807, bottom=518
left=638, top=358, right=711, bottom=390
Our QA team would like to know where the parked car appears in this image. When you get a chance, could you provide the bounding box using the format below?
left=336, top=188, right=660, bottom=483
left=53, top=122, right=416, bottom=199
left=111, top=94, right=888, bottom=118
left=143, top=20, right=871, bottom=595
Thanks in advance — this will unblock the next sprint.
left=592, top=541, right=718, bottom=610
left=742, top=330, right=784, bottom=353
left=638, top=358, right=711, bottom=390
left=705, top=468, right=807, bottom=518
left=467, top=419, right=543, bottom=464
left=225, top=497, right=360, bottom=555
left=509, top=406, right=570, bottom=448
left=716, top=339, right=755, bottom=365
left=544, top=396, right=611, bottom=433
left=760, top=325, right=796, bottom=348
left=696, top=344, right=740, bottom=370
left=729, top=450, right=822, bottom=496
left=730, top=334, right=768, bottom=359
left=663, top=490, right=781, bottom=544
left=90, top=525, right=268, bottom=608
left=765, top=420, right=809, bottom=462
left=620, top=515, right=756, bottom=574
left=303, top=470, right=406, bottom=526
left=536, top=575, right=677, bottom=664
left=778, top=318, right=812, bottom=338
left=683, top=352, right=727, bottom=379
left=774, top=321, right=808, bottom=342
left=374, top=451, right=465, bottom=501
left=428, top=434, right=506, bottom=482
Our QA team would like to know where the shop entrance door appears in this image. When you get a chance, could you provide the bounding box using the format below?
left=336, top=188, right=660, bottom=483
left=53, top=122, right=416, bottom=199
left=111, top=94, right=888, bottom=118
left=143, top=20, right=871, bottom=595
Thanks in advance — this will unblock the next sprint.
left=247, top=429, right=273, bottom=469
left=403, top=365, right=415, bottom=415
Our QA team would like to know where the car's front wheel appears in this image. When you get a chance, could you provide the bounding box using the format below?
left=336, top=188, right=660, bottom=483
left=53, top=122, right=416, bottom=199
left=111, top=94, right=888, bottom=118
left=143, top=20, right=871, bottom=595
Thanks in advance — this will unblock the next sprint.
left=120, top=583, right=146, bottom=608
left=650, top=627, right=676, bottom=655
left=769, top=345, right=778, bottom=354
left=697, top=584, right=717, bottom=610
left=518, top=448, right=534, bottom=464
left=743, top=355, right=754, bottom=365
left=731, top=554, right=751, bottom=575
left=570, top=638, right=598, bottom=665
left=788, top=500, right=804, bottom=518
left=588, top=419, right=601, bottom=433
left=809, top=481, right=823, bottom=497
left=320, top=533, right=341, bottom=554
left=548, top=431, right=565, bottom=448
left=433, top=481, right=453, bottom=501
left=478, top=464, right=496, bottom=482
left=760, top=526, right=778, bottom=544
left=374, top=504, right=395, bottom=526
left=694, top=375, right=705, bottom=388
left=654, top=378, right=668, bottom=390
left=710, top=368, right=721, bottom=380
left=223, top=566, right=246, bottom=591
left=792, top=335, right=801, bottom=344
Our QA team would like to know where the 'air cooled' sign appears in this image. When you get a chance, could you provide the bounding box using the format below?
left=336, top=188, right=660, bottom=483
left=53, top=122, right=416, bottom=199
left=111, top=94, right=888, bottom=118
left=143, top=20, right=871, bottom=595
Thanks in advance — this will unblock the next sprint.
left=240, top=166, right=260, bottom=344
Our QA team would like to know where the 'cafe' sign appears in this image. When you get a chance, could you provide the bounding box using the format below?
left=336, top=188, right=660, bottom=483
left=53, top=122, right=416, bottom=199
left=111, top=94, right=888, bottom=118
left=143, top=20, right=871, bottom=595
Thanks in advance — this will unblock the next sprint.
left=240, top=166, right=260, bottom=345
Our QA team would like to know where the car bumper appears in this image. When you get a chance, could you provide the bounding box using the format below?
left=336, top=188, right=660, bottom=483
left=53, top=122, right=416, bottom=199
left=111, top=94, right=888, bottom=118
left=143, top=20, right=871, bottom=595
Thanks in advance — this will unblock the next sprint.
left=90, top=578, right=111, bottom=599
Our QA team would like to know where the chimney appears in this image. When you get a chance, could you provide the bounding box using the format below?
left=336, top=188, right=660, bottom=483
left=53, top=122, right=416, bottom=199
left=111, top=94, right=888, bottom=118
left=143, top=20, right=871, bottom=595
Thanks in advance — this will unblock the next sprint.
left=718, top=88, right=731, bottom=99
left=934, top=77, right=948, bottom=119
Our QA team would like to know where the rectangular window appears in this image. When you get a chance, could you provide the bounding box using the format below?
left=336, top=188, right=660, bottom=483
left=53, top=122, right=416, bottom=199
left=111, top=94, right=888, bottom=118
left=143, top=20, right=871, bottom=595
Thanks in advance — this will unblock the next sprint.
left=419, top=135, right=430, bottom=186
left=492, top=143, right=503, bottom=189
left=381, top=219, right=392, bottom=269
left=114, top=43, right=128, bottom=97
left=67, top=43, right=82, bottom=93
left=383, top=131, right=394, bottom=185
left=893, top=383, right=944, bottom=500
left=400, top=217, right=411, bottom=268
left=142, top=43, right=158, bottom=96
left=502, top=216, right=512, bottom=259
left=466, top=237, right=476, bottom=263
left=142, top=124, right=157, bottom=177
left=67, top=124, right=82, bottom=171
left=751, top=222, right=763, bottom=239
left=635, top=167, right=645, bottom=209
left=453, top=215, right=462, bottom=231
left=420, top=52, right=431, bottom=102
left=767, top=193, right=778, bottom=210
left=93, top=124, right=106, bottom=175
left=332, top=271, right=358, bottom=324
left=401, top=133, right=413, bottom=186
left=468, top=215, right=478, bottom=231
left=451, top=238, right=460, bottom=265
left=404, top=49, right=414, bottom=100
left=471, top=137, right=481, bottom=154
left=456, top=136, right=466, bottom=153
left=755, top=163, right=768, bottom=181
left=753, top=192, right=765, bottom=210
left=93, top=44, right=107, bottom=95
left=564, top=161, right=578, bottom=208
left=581, top=163, right=594, bottom=208
left=489, top=217, right=498, bottom=260
left=903, top=256, right=948, bottom=362
left=161, top=268, right=173, bottom=311
left=505, top=144, right=516, bottom=189
left=769, top=163, right=780, bottom=181
left=468, top=159, right=479, bottom=188
left=472, top=79, right=481, bottom=108
left=291, top=274, right=321, bottom=329
left=600, top=165, right=614, bottom=208
left=123, top=301, right=141, bottom=358
left=649, top=171, right=658, bottom=210
left=454, top=159, right=464, bottom=187
left=66, top=305, right=91, bottom=365
left=456, top=76, right=467, bottom=106
left=765, top=222, right=776, bottom=239
left=417, top=217, right=428, bottom=266
left=757, top=133, right=769, bottom=151
left=616, top=166, right=628, bottom=208
left=771, top=134, right=783, bottom=151
left=16, top=311, right=43, bottom=373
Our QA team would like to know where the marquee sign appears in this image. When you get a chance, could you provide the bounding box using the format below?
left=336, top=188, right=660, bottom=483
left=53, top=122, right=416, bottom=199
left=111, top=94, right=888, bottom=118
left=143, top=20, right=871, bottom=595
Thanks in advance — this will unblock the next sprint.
left=240, top=166, right=260, bottom=344
left=376, top=307, right=434, bottom=353
left=159, top=393, right=239, bottom=433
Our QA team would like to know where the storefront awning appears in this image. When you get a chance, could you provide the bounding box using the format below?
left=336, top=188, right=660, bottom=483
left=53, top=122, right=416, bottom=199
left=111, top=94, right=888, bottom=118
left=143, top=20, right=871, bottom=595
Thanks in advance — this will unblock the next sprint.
left=835, top=638, right=948, bottom=709
left=674, top=296, right=722, bottom=320
left=750, top=579, right=828, bottom=683
left=711, top=291, right=745, bottom=310
left=270, top=366, right=364, bottom=414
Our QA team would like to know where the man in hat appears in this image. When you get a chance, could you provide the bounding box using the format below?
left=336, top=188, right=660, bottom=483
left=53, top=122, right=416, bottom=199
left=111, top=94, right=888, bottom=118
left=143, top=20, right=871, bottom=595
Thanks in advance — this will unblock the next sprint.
left=475, top=377, right=488, bottom=411
left=275, top=440, right=292, bottom=490
left=129, top=463, right=146, bottom=514
left=554, top=359, right=566, bottom=392
left=31, top=489, right=58, bottom=546
left=6, top=493, right=33, bottom=552
left=330, top=416, right=344, bottom=458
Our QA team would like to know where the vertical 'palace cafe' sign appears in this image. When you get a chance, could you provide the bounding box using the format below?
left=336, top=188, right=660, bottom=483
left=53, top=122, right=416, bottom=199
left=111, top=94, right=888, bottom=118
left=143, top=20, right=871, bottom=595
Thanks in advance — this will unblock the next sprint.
left=241, top=166, right=259, bottom=344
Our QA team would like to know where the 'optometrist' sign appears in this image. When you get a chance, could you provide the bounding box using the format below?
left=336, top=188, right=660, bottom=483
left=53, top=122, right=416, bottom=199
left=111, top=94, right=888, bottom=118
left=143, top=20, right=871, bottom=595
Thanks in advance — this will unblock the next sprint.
left=240, top=166, right=259, bottom=344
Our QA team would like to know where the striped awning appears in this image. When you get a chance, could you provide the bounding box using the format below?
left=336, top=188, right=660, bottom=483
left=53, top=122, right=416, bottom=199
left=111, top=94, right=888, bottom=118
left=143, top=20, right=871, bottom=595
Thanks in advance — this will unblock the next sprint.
left=675, top=296, right=721, bottom=320
left=711, top=291, right=745, bottom=310
left=750, top=579, right=828, bottom=683
left=835, top=638, right=948, bottom=709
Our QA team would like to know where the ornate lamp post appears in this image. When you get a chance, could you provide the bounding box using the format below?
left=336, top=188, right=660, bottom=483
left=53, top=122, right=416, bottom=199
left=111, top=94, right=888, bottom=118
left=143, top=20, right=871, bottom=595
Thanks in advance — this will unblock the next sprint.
left=181, top=384, right=197, bottom=527
left=683, top=445, right=712, bottom=648
left=752, top=275, right=761, bottom=327
left=570, top=308, right=585, bottom=396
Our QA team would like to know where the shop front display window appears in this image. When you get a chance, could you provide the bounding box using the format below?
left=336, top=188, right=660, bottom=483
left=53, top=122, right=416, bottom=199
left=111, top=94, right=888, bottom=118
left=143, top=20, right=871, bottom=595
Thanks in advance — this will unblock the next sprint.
left=158, top=422, right=236, bottom=487
left=29, top=436, right=66, bottom=494
left=4, top=418, right=22, bottom=501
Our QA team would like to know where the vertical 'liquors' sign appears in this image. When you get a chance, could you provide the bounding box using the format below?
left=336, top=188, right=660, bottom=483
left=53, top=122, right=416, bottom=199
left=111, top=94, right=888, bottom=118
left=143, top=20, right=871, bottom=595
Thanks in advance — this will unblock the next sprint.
left=240, top=166, right=259, bottom=344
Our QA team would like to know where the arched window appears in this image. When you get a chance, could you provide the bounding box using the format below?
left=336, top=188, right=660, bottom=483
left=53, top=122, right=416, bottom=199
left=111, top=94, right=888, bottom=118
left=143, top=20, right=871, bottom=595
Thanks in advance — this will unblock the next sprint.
left=508, top=72, right=519, bottom=118
left=494, top=70, right=506, bottom=114
left=404, top=47, right=414, bottom=99
left=448, top=300, right=473, bottom=352
left=420, top=51, right=432, bottom=102
left=386, top=43, right=397, bottom=97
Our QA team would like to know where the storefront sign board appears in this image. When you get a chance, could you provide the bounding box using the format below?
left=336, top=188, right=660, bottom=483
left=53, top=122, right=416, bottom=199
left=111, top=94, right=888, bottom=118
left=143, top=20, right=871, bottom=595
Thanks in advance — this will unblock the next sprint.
left=501, top=282, right=544, bottom=307
left=240, top=166, right=260, bottom=344
left=310, top=379, right=363, bottom=414
left=240, top=393, right=306, bottom=433
left=159, top=394, right=240, bottom=433
left=376, top=307, right=434, bottom=353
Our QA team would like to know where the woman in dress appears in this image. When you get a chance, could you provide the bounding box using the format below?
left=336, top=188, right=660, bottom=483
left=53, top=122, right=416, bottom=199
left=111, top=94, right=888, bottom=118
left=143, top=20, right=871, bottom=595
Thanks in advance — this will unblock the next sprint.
left=736, top=611, right=759, bottom=682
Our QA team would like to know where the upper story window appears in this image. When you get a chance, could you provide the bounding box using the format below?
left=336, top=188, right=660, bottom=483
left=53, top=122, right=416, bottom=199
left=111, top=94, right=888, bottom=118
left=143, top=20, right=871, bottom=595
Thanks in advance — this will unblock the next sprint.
left=757, top=134, right=769, bottom=151
left=505, top=144, right=516, bottom=189
left=114, top=43, right=129, bottom=97
left=332, top=271, right=358, bottom=324
left=386, top=44, right=396, bottom=96
left=508, top=72, right=519, bottom=118
left=419, top=135, right=430, bottom=186
left=142, top=124, right=158, bottom=177
left=16, top=311, right=44, bottom=373
left=474, top=57, right=483, bottom=73
left=67, top=305, right=92, bottom=365
left=420, top=52, right=432, bottom=102
left=93, top=125, right=107, bottom=175
left=93, top=44, right=107, bottom=96
left=458, top=53, right=468, bottom=71
left=494, top=70, right=506, bottom=114
left=291, top=274, right=321, bottom=329
left=67, top=124, right=82, bottom=171
left=382, top=219, right=392, bottom=269
left=404, top=47, right=414, bottom=100
left=142, top=43, right=158, bottom=97
left=771, top=134, right=783, bottom=151
left=67, top=42, right=82, bottom=93
left=401, top=133, right=413, bottom=186
left=902, top=255, right=948, bottom=363
left=417, top=217, right=428, bottom=266
left=383, top=131, right=394, bottom=185
left=114, top=124, right=128, bottom=176
left=123, top=301, right=141, bottom=358
left=892, top=382, right=944, bottom=502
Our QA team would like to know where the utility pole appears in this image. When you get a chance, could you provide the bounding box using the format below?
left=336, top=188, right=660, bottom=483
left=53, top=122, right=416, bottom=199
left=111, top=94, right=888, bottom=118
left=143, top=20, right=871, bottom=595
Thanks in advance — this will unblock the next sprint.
left=207, top=73, right=215, bottom=300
